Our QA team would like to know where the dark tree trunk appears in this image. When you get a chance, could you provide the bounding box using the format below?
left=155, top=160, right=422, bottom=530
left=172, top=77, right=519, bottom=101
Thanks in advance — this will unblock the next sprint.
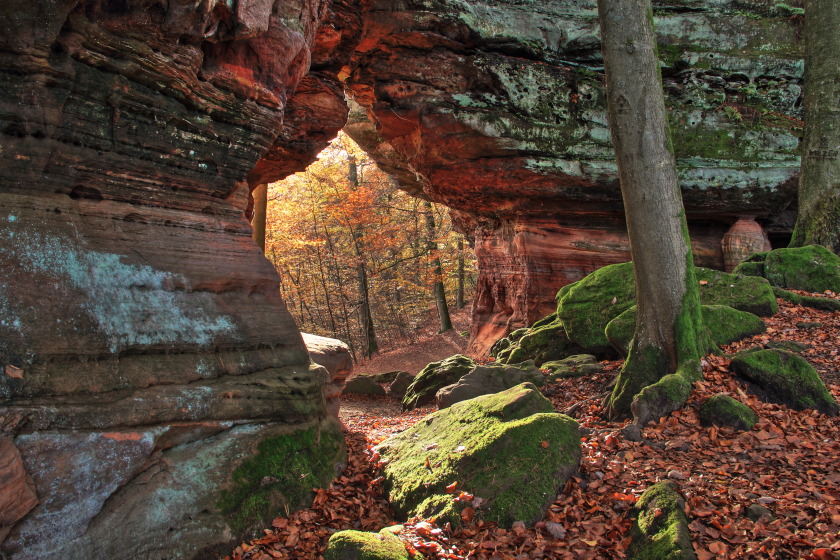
left=790, top=0, right=840, bottom=252
left=348, top=159, right=378, bottom=356
left=251, top=183, right=268, bottom=253
left=598, top=0, right=709, bottom=422
left=425, top=201, right=453, bottom=332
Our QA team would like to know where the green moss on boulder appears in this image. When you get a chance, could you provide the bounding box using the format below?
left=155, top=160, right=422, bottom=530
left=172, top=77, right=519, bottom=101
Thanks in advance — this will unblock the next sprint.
left=730, top=349, right=839, bottom=415
left=556, top=262, right=636, bottom=356
left=694, top=268, right=777, bottom=317
left=435, top=361, right=546, bottom=409
left=772, top=287, right=840, bottom=312
left=699, top=393, right=758, bottom=431
left=607, top=305, right=766, bottom=356
left=402, top=355, right=476, bottom=410
left=764, top=246, right=840, bottom=293
left=541, top=354, right=603, bottom=379
left=557, top=263, right=777, bottom=357
left=627, top=481, right=696, bottom=560
left=496, top=319, right=582, bottom=365
left=379, top=383, right=581, bottom=527
left=217, top=423, right=345, bottom=534
left=325, top=528, right=417, bottom=560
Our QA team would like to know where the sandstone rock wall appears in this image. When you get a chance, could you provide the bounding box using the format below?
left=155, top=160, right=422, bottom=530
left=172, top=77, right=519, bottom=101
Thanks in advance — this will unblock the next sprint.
left=0, top=1, right=352, bottom=558
left=343, top=0, right=803, bottom=354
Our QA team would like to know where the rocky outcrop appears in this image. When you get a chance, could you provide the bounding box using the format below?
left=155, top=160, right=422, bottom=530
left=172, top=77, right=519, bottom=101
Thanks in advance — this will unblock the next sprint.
left=303, top=332, right=354, bottom=417
left=0, top=1, right=352, bottom=558
left=343, top=0, right=804, bottom=354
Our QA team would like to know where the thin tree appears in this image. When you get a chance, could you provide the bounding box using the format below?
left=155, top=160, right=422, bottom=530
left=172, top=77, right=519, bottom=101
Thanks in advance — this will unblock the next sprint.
left=790, top=0, right=839, bottom=252
left=348, top=158, right=379, bottom=356
left=598, top=0, right=711, bottom=423
left=425, top=201, right=453, bottom=332
left=456, top=237, right=466, bottom=309
left=251, top=183, right=268, bottom=253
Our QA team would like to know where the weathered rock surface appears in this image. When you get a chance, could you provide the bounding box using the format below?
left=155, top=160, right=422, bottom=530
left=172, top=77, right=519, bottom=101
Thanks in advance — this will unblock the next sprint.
left=435, top=361, right=545, bottom=409
left=304, top=332, right=354, bottom=417
left=387, top=372, right=415, bottom=400
left=343, top=0, right=803, bottom=354
left=344, top=375, right=387, bottom=396
left=0, top=1, right=352, bottom=558
left=378, top=384, right=581, bottom=527
left=730, top=349, right=839, bottom=415
left=402, top=354, right=476, bottom=410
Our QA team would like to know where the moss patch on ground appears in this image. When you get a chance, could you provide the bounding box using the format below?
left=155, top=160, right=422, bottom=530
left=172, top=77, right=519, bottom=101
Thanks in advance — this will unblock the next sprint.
left=217, top=423, right=345, bottom=534
left=402, top=355, right=476, bottom=410
left=771, top=287, right=840, bottom=312
left=699, top=393, right=758, bottom=431
left=627, top=481, right=696, bottom=560
left=730, top=349, right=839, bottom=415
left=379, top=384, right=581, bottom=528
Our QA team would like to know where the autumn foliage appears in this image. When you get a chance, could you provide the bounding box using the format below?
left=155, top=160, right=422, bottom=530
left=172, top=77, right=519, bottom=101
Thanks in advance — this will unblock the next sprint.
left=265, top=134, right=474, bottom=359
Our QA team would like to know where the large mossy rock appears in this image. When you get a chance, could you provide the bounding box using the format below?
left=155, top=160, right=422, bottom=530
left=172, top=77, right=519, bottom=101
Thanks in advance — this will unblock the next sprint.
left=495, top=319, right=583, bottom=366
left=627, top=481, right=697, bottom=560
left=698, top=393, right=758, bottom=431
left=606, top=305, right=766, bottom=356
left=556, top=263, right=777, bottom=356
left=541, top=354, right=603, bottom=379
left=325, top=528, right=417, bottom=560
left=730, top=349, right=839, bottom=415
left=379, top=384, right=581, bottom=527
left=556, top=262, right=637, bottom=356
left=435, top=361, right=545, bottom=409
left=734, top=245, right=840, bottom=293
left=401, top=355, right=476, bottom=411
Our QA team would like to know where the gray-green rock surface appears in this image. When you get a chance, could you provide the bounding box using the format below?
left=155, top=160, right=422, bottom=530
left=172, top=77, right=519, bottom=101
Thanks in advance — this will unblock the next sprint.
left=344, top=376, right=387, bottom=396
left=435, top=361, right=546, bottom=408
left=325, top=528, right=416, bottom=560
left=379, top=383, right=581, bottom=527
left=627, top=481, right=697, bottom=560
left=735, top=245, right=840, bottom=293
left=402, top=355, right=477, bottom=410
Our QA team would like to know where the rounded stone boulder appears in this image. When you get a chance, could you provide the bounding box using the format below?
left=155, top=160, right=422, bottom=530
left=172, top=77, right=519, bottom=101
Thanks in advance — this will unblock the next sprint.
left=401, top=355, right=476, bottom=410
left=699, top=393, right=758, bottom=431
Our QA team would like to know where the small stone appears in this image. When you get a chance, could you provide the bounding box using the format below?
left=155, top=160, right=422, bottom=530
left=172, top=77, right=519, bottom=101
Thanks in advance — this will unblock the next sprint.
left=621, top=424, right=643, bottom=442
left=795, top=322, right=822, bottom=330
left=667, top=469, right=687, bottom=480
left=746, top=503, right=774, bottom=522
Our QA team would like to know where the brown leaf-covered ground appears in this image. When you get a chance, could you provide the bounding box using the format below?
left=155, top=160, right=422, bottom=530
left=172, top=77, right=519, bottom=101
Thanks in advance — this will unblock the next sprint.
left=228, top=294, right=840, bottom=560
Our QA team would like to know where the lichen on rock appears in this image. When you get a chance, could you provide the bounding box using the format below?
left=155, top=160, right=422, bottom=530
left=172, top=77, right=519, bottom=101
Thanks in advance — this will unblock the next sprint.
left=379, top=383, right=581, bottom=528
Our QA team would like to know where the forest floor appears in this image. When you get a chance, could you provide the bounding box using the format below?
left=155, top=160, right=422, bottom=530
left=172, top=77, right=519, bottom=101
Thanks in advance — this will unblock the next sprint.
left=228, top=293, right=840, bottom=560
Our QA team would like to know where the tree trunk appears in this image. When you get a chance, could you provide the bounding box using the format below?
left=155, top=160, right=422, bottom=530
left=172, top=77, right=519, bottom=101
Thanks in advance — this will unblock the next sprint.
left=456, top=237, right=466, bottom=309
left=598, top=0, right=709, bottom=422
left=251, top=183, right=268, bottom=253
left=790, top=0, right=840, bottom=252
left=348, top=159, right=378, bottom=356
left=425, top=201, right=453, bottom=332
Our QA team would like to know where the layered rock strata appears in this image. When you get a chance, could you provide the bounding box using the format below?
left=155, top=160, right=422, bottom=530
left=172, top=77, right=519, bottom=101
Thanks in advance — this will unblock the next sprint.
left=343, top=0, right=804, bottom=354
left=0, top=1, right=352, bottom=558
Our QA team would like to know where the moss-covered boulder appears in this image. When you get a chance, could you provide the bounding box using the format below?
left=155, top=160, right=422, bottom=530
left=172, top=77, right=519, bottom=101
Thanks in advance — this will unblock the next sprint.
left=402, top=355, right=476, bottom=410
left=216, top=423, right=345, bottom=534
left=556, top=262, right=637, bottom=356
left=694, top=268, right=778, bottom=317
left=627, top=481, right=697, bottom=560
left=344, top=375, right=387, bottom=396
left=730, top=349, right=839, bottom=415
left=734, top=245, right=840, bottom=293
left=606, top=305, right=766, bottom=356
left=435, top=361, right=546, bottom=409
left=556, top=263, right=777, bottom=356
left=541, top=354, right=603, bottom=379
left=772, top=286, right=840, bottom=312
left=699, top=394, right=758, bottom=431
left=765, top=245, right=840, bottom=293
left=495, top=319, right=582, bottom=366
left=325, top=528, right=417, bottom=560
left=379, top=383, right=581, bottom=527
